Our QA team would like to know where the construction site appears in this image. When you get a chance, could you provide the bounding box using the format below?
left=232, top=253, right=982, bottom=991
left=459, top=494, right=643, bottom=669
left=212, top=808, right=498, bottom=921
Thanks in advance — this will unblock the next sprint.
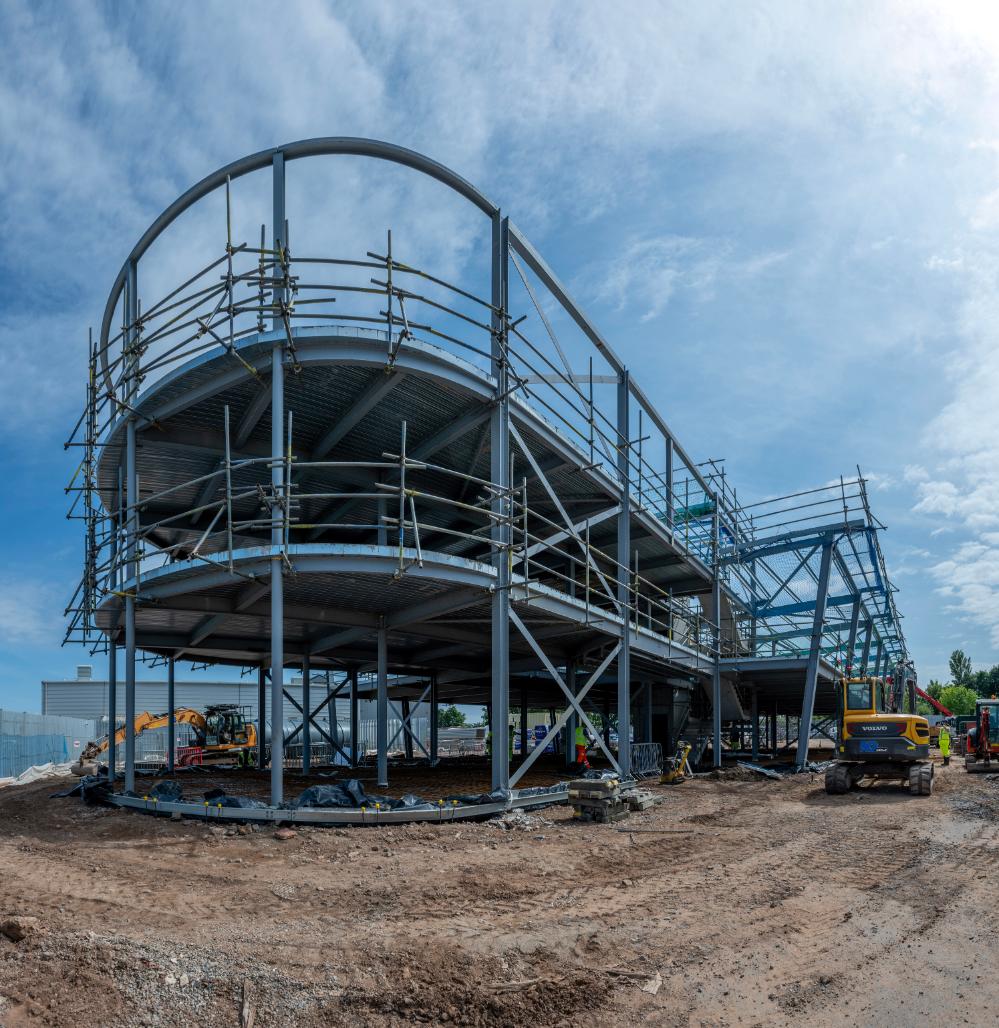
left=2, top=138, right=997, bottom=1026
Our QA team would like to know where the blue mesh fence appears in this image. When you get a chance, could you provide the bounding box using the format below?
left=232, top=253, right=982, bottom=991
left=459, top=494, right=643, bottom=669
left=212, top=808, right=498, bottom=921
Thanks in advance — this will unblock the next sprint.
left=0, top=710, right=100, bottom=779
left=0, top=733, right=70, bottom=777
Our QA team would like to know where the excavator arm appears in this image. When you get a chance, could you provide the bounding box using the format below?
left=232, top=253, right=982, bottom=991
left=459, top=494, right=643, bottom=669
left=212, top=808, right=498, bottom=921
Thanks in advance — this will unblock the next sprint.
left=915, top=686, right=952, bottom=717
left=83, top=708, right=207, bottom=760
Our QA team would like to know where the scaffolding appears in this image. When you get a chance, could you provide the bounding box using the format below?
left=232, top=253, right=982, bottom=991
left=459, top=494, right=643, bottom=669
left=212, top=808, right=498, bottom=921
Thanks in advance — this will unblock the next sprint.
left=63, top=138, right=913, bottom=810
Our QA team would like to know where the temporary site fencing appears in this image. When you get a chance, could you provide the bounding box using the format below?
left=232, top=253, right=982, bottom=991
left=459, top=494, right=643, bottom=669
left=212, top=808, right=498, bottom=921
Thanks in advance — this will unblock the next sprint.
left=0, top=709, right=101, bottom=779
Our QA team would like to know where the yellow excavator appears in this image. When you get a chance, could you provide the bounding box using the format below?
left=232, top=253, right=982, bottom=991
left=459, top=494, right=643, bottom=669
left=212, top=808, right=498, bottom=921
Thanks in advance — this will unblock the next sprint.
left=78, top=704, right=258, bottom=769
left=824, top=676, right=933, bottom=795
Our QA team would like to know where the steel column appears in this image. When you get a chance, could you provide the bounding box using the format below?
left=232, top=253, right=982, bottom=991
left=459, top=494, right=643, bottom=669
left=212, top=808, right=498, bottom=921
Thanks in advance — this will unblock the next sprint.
left=666, top=684, right=675, bottom=753
left=519, top=686, right=528, bottom=765
left=664, top=436, right=674, bottom=530
left=489, top=213, right=511, bottom=791
left=616, top=369, right=632, bottom=777
left=106, top=642, right=117, bottom=781
left=301, top=652, right=311, bottom=774
left=377, top=627, right=388, bottom=787
left=123, top=258, right=138, bottom=795
left=565, top=659, right=577, bottom=767
left=711, top=508, right=722, bottom=769
left=750, top=686, right=759, bottom=762
left=167, top=658, right=175, bottom=773
left=106, top=481, right=119, bottom=782
left=796, top=539, right=834, bottom=770
left=257, top=666, right=266, bottom=768
left=269, top=153, right=286, bottom=806
left=429, top=674, right=438, bottom=766
left=350, top=669, right=359, bottom=768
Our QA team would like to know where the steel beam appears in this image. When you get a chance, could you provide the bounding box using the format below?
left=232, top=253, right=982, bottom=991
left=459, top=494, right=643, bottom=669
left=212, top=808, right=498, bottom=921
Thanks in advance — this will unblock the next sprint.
left=796, top=540, right=834, bottom=770
left=509, top=609, right=622, bottom=776
left=313, top=371, right=407, bottom=458
left=860, top=620, right=873, bottom=674
left=846, top=598, right=861, bottom=675
left=524, top=505, right=620, bottom=559
left=306, top=406, right=491, bottom=541
left=234, top=380, right=273, bottom=448
left=510, top=643, right=621, bottom=786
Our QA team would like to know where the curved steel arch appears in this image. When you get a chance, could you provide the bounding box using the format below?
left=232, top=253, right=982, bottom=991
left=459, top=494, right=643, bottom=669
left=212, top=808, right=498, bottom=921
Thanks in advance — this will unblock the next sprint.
left=99, top=136, right=500, bottom=370
left=98, top=135, right=714, bottom=498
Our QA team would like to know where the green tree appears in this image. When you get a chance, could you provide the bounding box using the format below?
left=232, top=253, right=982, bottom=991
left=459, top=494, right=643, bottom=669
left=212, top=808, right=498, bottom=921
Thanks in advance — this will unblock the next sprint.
left=437, top=705, right=466, bottom=728
left=925, top=680, right=943, bottom=700
left=938, top=684, right=978, bottom=717
left=949, top=649, right=973, bottom=686
left=987, top=666, right=999, bottom=696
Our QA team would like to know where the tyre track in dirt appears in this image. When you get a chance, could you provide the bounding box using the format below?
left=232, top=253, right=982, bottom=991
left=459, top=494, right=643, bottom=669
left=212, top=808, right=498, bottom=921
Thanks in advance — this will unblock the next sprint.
left=3, top=764, right=999, bottom=1026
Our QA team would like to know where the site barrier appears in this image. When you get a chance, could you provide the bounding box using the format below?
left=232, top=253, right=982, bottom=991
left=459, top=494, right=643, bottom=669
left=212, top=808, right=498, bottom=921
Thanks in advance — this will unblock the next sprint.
left=0, top=709, right=100, bottom=779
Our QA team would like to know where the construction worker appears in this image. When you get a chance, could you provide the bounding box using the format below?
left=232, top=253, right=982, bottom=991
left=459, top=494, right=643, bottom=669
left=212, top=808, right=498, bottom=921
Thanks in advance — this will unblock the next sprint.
left=939, top=724, right=951, bottom=766
left=575, top=724, right=591, bottom=769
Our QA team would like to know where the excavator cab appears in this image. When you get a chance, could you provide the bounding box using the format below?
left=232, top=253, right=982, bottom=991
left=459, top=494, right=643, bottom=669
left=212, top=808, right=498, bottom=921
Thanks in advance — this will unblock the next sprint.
left=845, top=677, right=888, bottom=716
left=203, top=705, right=252, bottom=747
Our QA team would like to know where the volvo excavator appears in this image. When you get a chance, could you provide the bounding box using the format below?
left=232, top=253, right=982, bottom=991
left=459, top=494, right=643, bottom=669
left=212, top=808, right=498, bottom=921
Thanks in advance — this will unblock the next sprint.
left=824, top=676, right=933, bottom=795
left=76, top=704, right=257, bottom=770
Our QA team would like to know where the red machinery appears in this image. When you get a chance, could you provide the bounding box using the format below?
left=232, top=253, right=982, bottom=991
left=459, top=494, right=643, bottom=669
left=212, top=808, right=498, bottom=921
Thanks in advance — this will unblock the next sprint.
left=915, top=686, right=952, bottom=717
left=966, top=699, right=999, bottom=773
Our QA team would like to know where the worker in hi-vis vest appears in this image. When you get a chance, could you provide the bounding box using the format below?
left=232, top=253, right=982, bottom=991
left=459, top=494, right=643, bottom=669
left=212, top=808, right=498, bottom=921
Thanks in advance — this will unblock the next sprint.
left=939, top=724, right=951, bottom=766
left=575, top=724, right=591, bottom=769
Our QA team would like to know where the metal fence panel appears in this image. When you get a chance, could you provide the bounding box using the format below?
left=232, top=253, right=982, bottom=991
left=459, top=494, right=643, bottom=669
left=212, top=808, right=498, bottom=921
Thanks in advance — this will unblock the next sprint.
left=0, top=709, right=101, bottom=778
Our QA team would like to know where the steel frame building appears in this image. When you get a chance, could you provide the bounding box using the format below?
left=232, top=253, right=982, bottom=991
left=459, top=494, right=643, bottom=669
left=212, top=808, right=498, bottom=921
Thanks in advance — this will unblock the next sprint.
left=64, top=138, right=915, bottom=809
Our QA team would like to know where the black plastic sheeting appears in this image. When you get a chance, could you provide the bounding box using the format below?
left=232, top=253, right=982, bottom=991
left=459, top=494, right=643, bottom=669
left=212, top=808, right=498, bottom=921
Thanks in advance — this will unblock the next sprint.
left=290, top=781, right=437, bottom=811
left=50, top=775, right=114, bottom=806
left=149, top=780, right=184, bottom=801
left=55, top=776, right=569, bottom=816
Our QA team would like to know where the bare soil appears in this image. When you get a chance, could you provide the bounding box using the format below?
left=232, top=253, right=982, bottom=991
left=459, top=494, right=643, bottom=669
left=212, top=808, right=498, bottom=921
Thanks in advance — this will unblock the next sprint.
left=1, top=760, right=996, bottom=1027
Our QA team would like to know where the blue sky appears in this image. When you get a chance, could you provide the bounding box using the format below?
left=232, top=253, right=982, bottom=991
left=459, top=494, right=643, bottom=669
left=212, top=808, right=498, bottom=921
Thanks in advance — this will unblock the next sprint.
left=2, top=0, right=999, bottom=710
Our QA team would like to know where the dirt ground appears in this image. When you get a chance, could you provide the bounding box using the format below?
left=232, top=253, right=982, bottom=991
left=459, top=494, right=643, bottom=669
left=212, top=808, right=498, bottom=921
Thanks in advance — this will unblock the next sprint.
left=1, top=760, right=997, bottom=1028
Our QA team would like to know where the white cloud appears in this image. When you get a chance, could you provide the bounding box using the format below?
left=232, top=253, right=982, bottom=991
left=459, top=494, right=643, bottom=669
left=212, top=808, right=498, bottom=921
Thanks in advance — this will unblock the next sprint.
left=6, top=0, right=999, bottom=679
left=587, top=235, right=790, bottom=322
left=0, top=578, right=60, bottom=648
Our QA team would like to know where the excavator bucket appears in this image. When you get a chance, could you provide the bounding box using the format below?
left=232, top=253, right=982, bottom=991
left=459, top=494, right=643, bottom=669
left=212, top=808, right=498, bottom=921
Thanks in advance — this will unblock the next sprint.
left=964, top=755, right=996, bottom=773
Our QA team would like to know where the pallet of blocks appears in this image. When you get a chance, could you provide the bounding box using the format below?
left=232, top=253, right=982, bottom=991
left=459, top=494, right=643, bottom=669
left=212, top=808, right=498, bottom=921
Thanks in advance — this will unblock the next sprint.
left=568, top=777, right=630, bottom=824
